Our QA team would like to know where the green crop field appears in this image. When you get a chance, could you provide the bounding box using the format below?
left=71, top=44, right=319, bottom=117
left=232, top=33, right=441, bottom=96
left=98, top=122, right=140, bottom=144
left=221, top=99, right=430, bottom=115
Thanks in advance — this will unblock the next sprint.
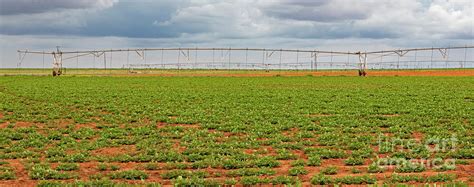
left=0, top=76, right=473, bottom=186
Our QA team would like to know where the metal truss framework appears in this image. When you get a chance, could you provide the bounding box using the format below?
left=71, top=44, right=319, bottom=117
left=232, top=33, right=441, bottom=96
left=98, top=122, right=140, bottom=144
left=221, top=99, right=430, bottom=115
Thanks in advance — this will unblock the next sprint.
left=17, top=46, right=474, bottom=76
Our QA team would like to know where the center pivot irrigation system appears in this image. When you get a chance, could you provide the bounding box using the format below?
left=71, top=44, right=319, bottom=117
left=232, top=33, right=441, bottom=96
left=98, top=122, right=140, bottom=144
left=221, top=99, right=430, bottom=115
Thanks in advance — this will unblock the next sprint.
left=17, top=46, right=474, bottom=76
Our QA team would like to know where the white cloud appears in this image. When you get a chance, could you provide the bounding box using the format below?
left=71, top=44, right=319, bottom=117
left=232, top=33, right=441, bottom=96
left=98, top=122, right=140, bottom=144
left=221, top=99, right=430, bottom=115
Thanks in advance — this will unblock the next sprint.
left=1, top=0, right=473, bottom=68
left=154, top=0, right=473, bottom=40
left=156, top=1, right=274, bottom=38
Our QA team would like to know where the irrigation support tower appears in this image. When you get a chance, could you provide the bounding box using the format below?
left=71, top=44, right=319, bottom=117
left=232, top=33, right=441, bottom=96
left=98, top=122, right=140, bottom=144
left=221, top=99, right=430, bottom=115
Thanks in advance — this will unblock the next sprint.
left=16, top=46, right=474, bottom=76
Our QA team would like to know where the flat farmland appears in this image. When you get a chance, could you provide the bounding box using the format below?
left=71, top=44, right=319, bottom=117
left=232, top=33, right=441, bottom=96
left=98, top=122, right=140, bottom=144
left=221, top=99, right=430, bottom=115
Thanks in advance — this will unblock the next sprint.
left=0, top=76, right=473, bottom=186
left=1, top=68, right=474, bottom=77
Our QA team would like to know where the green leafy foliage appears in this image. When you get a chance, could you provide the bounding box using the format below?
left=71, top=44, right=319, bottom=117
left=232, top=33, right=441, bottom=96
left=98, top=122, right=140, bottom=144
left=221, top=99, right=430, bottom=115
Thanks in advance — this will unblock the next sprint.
left=367, top=162, right=386, bottom=173
left=109, top=170, right=148, bottom=180
left=55, top=163, right=79, bottom=171
left=344, top=157, right=365, bottom=166
left=311, top=174, right=333, bottom=185
left=0, top=76, right=471, bottom=185
left=29, top=164, right=75, bottom=180
left=290, top=159, right=306, bottom=167
left=335, top=175, right=377, bottom=184
left=288, top=166, right=308, bottom=176
left=0, top=165, right=15, bottom=180
left=271, top=176, right=300, bottom=185
left=240, top=176, right=270, bottom=185
left=227, top=168, right=275, bottom=177
left=173, top=176, right=219, bottom=186
left=320, top=166, right=338, bottom=175
left=307, top=156, right=321, bottom=166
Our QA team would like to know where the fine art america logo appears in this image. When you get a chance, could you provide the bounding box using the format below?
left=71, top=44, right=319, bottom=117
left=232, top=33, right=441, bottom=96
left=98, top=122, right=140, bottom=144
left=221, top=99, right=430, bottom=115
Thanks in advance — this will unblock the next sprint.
left=376, top=134, right=458, bottom=171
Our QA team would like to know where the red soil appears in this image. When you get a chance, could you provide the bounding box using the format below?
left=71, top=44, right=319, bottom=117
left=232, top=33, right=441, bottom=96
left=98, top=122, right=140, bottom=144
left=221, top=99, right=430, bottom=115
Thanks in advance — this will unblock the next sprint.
left=0, top=159, right=37, bottom=187
left=412, top=132, right=424, bottom=140
left=75, top=123, right=97, bottom=130
left=0, top=122, right=8, bottom=129
left=11, top=122, right=36, bottom=128
left=92, top=145, right=136, bottom=156
left=0, top=121, right=47, bottom=129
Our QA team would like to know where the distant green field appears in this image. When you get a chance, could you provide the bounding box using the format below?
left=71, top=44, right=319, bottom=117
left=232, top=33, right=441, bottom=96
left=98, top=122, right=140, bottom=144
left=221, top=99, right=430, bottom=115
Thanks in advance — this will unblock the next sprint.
left=0, top=76, right=472, bottom=186
left=0, top=68, right=338, bottom=76
left=1, top=68, right=472, bottom=77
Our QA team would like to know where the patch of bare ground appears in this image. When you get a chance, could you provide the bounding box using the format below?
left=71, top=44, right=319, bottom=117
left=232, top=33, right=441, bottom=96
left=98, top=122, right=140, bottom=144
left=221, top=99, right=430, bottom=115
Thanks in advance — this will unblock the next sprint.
left=53, top=119, right=74, bottom=127
left=276, top=160, right=292, bottom=176
left=376, top=153, right=390, bottom=159
left=78, top=162, right=100, bottom=180
left=0, top=159, right=37, bottom=187
left=92, top=145, right=136, bottom=156
left=412, top=132, right=424, bottom=140
left=293, top=149, right=306, bottom=159
left=0, top=122, right=9, bottom=129
left=455, top=163, right=474, bottom=182
left=107, top=162, right=141, bottom=171
left=0, top=113, right=3, bottom=119
left=0, top=121, right=46, bottom=129
left=382, top=133, right=394, bottom=138
left=75, top=123, right=97, bottom=129
left=244, top=149, right=254, bottom=154
left=13, top=121, right=37, bottom=128
left=300, top=165, right=320, bottom=182
left=322, top=159, right=345, bottom=167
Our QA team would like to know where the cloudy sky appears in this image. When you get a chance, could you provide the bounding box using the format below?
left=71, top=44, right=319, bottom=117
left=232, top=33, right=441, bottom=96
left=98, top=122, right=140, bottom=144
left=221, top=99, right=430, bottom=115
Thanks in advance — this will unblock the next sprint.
left=0, top=0, right=473, bottom=67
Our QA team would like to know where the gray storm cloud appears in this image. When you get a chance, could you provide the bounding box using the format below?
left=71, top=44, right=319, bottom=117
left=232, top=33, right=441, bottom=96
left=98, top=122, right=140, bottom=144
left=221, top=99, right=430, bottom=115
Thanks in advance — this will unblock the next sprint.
left=0, top=0, right=118, bottom=15
left=263, top=0, right=371, bottom=22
